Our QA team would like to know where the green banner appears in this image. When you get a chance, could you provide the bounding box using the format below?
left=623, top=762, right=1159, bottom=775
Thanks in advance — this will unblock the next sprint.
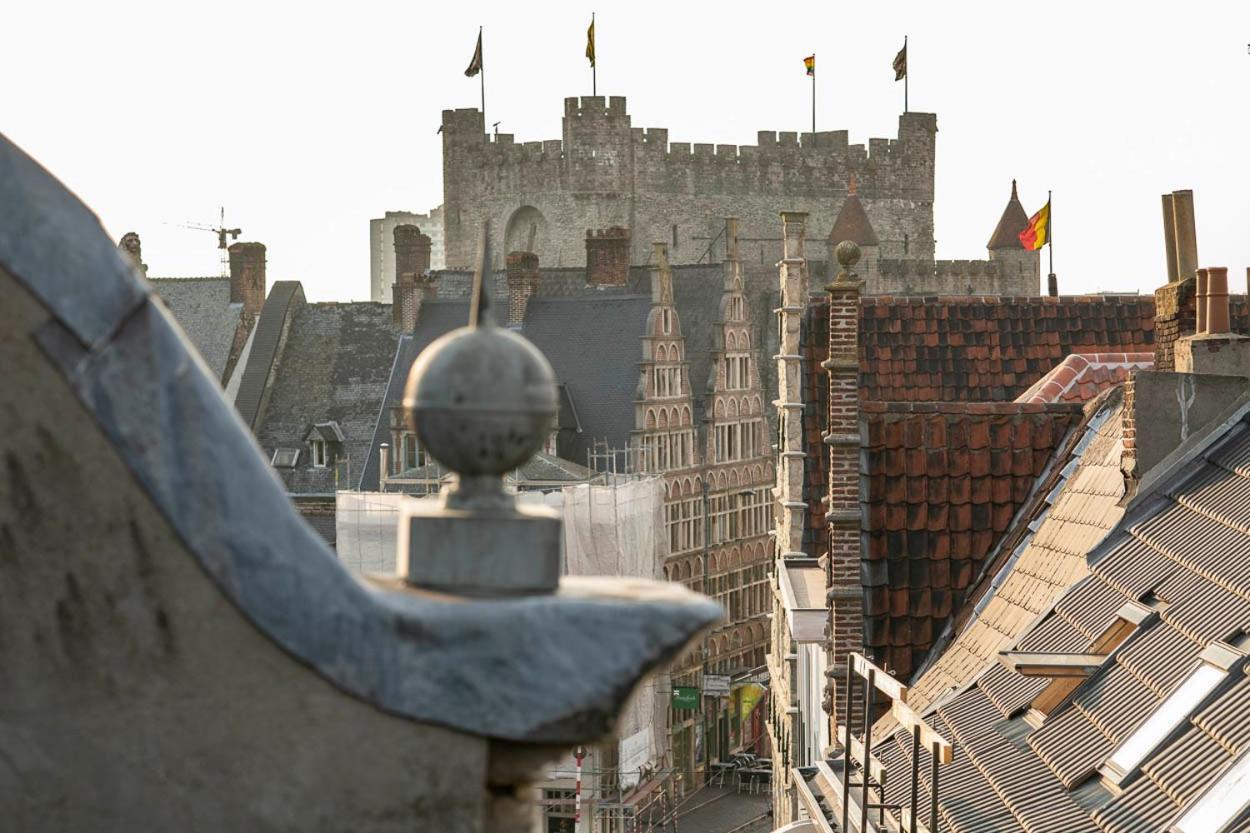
left=672, top=686, right=700, bottom=710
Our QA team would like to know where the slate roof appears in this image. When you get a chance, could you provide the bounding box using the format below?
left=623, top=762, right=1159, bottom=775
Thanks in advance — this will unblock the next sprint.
left=524, top=294, right=651, bottom=466
left=859, top=400, right=1082, bottom=678
left=987, top=180, right=1031, bottom=250
left=235, top=280, right=303, bottom=429
left=857, top=295, right=1158, bottom=401
left=1017, top=352, right=1155, bottom=404
left=871, top=390, right=1250, bottom=833
left=148, top=276, right=242, bottom=381
left=252, top=301, right=398, bottom=494
left=358, top=294, right=651, bottom=491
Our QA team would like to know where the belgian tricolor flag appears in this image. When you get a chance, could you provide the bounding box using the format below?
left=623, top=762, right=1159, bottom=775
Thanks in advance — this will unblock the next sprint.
left=1018, top=200, right=1050, bottom=251
left=804, top=55, right=815, bottom=76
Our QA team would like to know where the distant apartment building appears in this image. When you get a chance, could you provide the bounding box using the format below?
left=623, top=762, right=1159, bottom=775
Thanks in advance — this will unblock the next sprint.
left=369, top=207, right=444, bottom=302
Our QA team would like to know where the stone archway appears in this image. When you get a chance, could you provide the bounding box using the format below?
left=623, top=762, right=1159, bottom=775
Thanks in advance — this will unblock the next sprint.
left=504, top=206, right=549, bottom=261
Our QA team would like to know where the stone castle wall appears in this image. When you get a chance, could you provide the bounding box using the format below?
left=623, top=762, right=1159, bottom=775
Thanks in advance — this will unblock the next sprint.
left=441, top=97, right=937, bottom=270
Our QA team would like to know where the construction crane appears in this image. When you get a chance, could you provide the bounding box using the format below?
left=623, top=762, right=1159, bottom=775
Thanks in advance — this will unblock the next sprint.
left=175, top=207, right=241, bottom=276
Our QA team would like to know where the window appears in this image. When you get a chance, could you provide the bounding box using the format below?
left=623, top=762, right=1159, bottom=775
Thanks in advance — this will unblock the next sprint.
left=1171, top=748, right=1250, bottom=833
left=310, top=439, right=327, bottom=468
left=271, top=448, right=300, bottom=468
left=1101, top=650, right=1230, bottom=785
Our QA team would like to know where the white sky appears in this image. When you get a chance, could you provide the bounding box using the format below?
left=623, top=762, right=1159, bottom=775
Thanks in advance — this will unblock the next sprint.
left=4, top=1, right=1247, bottom=301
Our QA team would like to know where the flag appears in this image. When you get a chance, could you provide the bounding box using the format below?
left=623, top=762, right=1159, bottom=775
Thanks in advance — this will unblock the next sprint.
left=893, top=41, right=907, bottom=81
left=1019, top=201, right=1051, bottom=250
left=465, top=30, right=483, bottom=77
left=804, top=55, right=815, bottom=77
left=586, top=19, right=595, bottom=67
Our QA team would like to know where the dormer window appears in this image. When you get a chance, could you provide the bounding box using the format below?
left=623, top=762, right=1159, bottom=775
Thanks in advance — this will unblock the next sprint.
left=302, top=421, right=346, bottom=470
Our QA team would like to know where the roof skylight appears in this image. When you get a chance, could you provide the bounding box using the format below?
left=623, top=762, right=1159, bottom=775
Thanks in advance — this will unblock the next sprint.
left=1171, top=747, right=1250, bottom=833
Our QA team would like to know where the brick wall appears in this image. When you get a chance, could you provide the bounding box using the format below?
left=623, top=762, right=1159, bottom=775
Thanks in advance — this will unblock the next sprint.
left=585, top=227, right=630, bottom=286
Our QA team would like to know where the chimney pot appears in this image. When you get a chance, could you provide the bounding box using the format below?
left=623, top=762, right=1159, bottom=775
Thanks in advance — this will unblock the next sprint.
left=1196, top=268, right=1209, bottom=334
left=1161, top=194, right=1179, bottom=283
left=1047, top=273, right=1058, bottom=297
left=1206, top=267, right=1230, bottom=335
left=1171, top=190, right=1199, bottom=281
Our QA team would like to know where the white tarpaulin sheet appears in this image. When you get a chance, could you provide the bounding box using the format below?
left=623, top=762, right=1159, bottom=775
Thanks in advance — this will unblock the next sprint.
left=335, top=478, right=670, bottom=784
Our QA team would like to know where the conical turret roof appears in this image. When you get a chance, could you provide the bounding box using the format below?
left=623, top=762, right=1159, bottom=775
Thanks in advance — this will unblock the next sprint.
left=828, top=176, right=879, bottom=247
left=987, top=180, right=1030, bottom=250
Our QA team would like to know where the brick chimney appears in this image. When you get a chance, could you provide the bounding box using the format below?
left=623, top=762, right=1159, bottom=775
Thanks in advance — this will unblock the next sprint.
left=228, top=242, right=266, bottom=320
left=822, top=236, right=865, bottom=732
left=506, top=251, right=541, bottom=326
left=118, top=232, right=146, bottom=276
left=1152, top=189, right=1202, bottom=371
left=392, top=225, right=433, bottom=331
left=586, top=226, right=630, bottom=286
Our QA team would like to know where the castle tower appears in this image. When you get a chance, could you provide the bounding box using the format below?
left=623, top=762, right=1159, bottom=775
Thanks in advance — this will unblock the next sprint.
left=828, top=176, right=880, bottom=288
left=987, top=180, right=1040, bottom=293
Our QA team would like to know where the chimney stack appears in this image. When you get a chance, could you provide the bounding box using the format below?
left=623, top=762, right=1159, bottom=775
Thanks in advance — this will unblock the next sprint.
left=1171, top=190, right=1199, bottom=281
left=1047, top=273, right=1058, bottom=297
left=228, top=242, right=266, bottom=320
left=392, top=225, right=432, bottom=331
left=585, top=227, right=630, bottom=286
left=506, top=251, right=541, bottom=326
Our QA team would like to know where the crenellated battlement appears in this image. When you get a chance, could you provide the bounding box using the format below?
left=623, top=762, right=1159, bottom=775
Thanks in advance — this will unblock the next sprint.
left=441, top=94, right=938, bottom=270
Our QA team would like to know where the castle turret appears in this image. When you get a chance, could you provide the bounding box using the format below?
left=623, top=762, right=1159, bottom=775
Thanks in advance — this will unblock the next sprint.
left=987, top=180, right=1040, bottom=292
left=828, top=176, right=879, bottom=286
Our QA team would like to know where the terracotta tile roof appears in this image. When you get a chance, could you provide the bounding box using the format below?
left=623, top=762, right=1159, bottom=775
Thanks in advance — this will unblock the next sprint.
left=900, top=391, right=1128, bottom=712
left=872, top=392, right=1250, bottom=832
left=859, top=399, right=1082, bottom=678
left=1017, top=352, right=1154, bottom=404
left=858, top=295, right=1157, bottom=401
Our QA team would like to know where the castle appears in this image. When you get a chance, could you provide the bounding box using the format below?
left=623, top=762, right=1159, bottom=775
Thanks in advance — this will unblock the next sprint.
left=440, top=95, right=1040, bottom=296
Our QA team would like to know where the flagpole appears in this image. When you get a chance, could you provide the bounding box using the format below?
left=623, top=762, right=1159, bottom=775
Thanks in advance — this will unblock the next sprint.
left=811, top=53, right=816, bottom=134
left=591, top=12, right=596, bottom=96
left=479, top=27, right=486, bottom=143
left=1048, top=189, right=1054, bottom=277
left=904, top=36, right=909, bottom=113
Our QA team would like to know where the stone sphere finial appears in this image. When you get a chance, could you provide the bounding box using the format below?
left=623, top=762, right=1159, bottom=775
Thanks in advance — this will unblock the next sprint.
left=402, top=221, right=557, bottom=508
left=835, top=239, right=861, bottom=268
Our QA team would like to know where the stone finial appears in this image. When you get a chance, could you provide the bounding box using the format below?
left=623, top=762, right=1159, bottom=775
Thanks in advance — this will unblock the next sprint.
left=400, top=222, right=561, bottom=595
left=829, top=240, right=862, bottom=287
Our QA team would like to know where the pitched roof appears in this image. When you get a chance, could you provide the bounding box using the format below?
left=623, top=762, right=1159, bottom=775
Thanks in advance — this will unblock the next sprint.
left=987, top=179, right=1031, bottom=250
left=1017, top=352, right=1155, bottom=404
left=859, top=400, right=1082, bottom=678
left=903, top=391, right=1127, bottom=712
left=235, top=280, right=303, bottom=429
left=856, top=295, right=1158, bottom=401
left=873, top=391, right=1250, bottom=832
left=358, top=294, right=651, bottom=491
left=148, top=276, right=242, bottom=380
left=252, top=301, right=398, bottom=494
left=827, top=184, right=880, bottom=247
left=523, top=294, right=651, bottom=466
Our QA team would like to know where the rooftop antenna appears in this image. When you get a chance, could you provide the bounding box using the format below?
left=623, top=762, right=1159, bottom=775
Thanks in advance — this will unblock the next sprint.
left=173, top=207, right=241, bottom=276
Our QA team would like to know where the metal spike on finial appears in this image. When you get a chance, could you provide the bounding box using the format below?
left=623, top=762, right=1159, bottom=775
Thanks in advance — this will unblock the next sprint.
left=1011, top=179, right=1019, bottom=200
left=469, top=220, right=494, bottom=328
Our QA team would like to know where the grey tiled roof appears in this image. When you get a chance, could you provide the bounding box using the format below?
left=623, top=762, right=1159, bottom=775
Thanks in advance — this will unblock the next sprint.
left=253, top=301, right=398, bottom=494
left=148, top=277, right=242, bottom=380
left=524, top=294, right=650, bottom=467
left=873, top=391, right=1250, bottom=832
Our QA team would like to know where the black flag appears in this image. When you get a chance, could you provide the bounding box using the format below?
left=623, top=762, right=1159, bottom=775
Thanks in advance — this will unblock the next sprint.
left=465, top=31, right=483, bottom=77
left=893, top=41, right=907, bottom=81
